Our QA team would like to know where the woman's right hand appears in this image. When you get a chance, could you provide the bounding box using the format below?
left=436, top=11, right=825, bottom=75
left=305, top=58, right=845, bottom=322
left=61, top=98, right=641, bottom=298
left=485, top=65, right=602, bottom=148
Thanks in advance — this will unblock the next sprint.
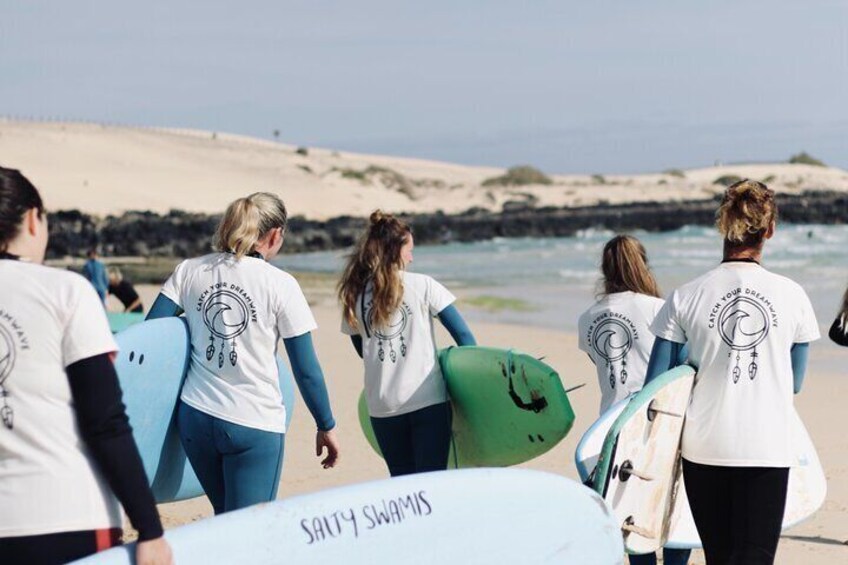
left=136, top=537, right=174, bottom=565
left=316, top=429, right=340, bottom=469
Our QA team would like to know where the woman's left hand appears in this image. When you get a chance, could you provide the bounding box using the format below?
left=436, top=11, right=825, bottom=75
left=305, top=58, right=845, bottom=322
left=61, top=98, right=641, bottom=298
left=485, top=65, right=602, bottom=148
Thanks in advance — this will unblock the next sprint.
left=316, top=429, right=340, bottom=469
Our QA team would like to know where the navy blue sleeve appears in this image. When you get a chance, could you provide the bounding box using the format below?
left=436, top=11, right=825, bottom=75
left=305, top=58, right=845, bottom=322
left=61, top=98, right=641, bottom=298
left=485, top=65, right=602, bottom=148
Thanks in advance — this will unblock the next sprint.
left=67, top=354, right=164, bottom=542
left=829, top=318, right=848, bottom=347
left=437, top=305, right=477, bottom=346
left=644, top=338, right=686, bottom=386
left=283, top=332, right=336, bottom=431
left=350, top=335, right=363, bottom=358
left=145, top=293, right=182, bottom=320
left=791, top=342, right=810, bottom=394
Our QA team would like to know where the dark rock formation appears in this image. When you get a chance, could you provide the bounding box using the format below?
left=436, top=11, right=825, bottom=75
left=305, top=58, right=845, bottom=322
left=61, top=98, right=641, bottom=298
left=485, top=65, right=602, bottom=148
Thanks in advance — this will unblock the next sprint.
left=46, top=190, right=848, bottom=259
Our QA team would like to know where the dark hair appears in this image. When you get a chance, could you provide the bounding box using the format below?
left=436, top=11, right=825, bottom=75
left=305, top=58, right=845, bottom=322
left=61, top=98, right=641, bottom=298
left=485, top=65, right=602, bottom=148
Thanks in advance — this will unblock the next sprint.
left=338, top=210, right=412, bottom=330
left=600, top=235, right=661, bottom=298
left=0, top=167, right=44, bottom=252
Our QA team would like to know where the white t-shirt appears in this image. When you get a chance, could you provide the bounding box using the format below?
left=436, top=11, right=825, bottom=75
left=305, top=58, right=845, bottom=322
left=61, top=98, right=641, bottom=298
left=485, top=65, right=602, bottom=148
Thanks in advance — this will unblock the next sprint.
left=161, top=253, right=317, bottom=433
left=578, top=292, right=666, bottom=415
left=342, top=272, right=455, bottom=417
left=0, top=260, right=121, bottom=537
left=650, top=262, right=820, bottom=467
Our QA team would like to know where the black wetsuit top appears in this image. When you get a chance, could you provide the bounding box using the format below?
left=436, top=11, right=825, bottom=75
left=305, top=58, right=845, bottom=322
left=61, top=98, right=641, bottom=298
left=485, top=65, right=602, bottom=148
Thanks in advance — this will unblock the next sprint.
left=109, top=280, right=143, bottom=312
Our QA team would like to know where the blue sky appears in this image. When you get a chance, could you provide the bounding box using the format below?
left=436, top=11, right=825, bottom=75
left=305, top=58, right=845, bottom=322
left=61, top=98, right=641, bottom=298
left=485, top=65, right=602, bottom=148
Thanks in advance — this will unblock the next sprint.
left=1, top=1, right=846, bottom=173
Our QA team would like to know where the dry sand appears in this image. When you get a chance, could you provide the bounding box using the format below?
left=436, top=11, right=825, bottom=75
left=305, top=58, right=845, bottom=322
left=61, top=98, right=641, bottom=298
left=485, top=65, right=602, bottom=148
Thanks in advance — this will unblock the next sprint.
left=4, top=119, right=848, bottom=219
left=115, top=284, right=848, bottom=565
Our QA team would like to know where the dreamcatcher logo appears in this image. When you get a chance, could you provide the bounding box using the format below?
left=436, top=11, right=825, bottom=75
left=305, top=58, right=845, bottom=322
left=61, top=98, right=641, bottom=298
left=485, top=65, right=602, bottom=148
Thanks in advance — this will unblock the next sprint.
left=0, top=321, right=19, bottom=430
left=202, top=290, right=251, bottom=369
left=363, top=300, right=411, bottom=363
left=590, top=318, right=634, bottom=389
left=717, top=296, right=770, bottom=383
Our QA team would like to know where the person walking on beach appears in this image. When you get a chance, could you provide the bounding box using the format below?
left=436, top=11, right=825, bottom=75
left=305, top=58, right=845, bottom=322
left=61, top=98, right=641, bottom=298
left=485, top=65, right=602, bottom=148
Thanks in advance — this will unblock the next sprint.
left=0, top=167, right=172, bottom=564
left=147, top=192, right=340, bottom=514
left=108, top=267, right=144, bottom=313
left=827, top=286, right=848, bottom=347
left=82, top=248, right=109, bottom=304
left=338, top=211, right=476, bottom=477
left=646, top=180, right=819, bottom=564
left=577, top=234, right=690, bottom=565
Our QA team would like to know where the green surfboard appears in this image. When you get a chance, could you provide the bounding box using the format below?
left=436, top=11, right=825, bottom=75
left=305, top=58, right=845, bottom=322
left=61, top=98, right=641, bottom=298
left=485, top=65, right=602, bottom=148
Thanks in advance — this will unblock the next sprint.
left=107, top=312, right=145, bottom=333
left=358, top=346, right=576, bottom=467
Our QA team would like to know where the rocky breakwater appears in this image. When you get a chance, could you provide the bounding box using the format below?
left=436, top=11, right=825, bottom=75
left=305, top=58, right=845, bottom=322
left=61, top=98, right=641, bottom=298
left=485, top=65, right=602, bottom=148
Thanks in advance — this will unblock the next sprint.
left=46, top=190, right=848, bottom=260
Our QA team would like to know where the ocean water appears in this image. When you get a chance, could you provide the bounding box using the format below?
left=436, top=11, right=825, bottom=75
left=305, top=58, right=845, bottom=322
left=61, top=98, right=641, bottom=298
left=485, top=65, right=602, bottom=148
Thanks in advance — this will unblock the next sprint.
left=275, top=224, right=848, bottom=334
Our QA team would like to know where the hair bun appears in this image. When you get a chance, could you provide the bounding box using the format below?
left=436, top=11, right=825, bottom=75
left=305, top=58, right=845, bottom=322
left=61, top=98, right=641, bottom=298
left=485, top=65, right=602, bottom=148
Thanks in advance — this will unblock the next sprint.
left=369, top=210, right=387, bottom=225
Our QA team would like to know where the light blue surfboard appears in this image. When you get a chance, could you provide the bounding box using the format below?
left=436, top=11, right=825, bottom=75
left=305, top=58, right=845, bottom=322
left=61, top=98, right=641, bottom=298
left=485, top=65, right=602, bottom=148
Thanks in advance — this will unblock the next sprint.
left=73, top=468, right=624, bottom=565
left=115, top=318, right=296, bottom=503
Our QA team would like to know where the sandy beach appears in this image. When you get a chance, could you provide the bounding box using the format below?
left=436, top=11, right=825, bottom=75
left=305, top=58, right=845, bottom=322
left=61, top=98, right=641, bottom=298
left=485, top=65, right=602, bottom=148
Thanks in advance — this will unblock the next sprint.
left=4, top=120, right=848, bottom=219
left=113, top=282, right=848, bottom=565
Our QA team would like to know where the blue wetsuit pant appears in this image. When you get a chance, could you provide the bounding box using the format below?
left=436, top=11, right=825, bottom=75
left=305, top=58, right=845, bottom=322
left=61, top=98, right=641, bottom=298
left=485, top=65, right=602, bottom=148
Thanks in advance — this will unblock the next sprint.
left=370, top=402, right=452, bottom=477
left=177, top=401, right=285, bottom=514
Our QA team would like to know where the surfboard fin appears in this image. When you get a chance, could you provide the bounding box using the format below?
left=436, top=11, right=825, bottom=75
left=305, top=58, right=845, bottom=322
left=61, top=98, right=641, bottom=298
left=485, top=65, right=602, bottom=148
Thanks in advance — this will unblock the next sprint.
left=621, top=517, right=656, bottom=539
left=646, top=399, right=683, bottom=421
left=618, top=460, right=654, bottom=482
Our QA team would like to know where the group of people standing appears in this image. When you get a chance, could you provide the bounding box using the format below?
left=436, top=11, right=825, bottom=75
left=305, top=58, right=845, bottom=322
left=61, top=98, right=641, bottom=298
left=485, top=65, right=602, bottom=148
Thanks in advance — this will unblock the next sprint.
left=580, top=179, right=829, bottom=565
left=0, top=164, right=841, bottom=565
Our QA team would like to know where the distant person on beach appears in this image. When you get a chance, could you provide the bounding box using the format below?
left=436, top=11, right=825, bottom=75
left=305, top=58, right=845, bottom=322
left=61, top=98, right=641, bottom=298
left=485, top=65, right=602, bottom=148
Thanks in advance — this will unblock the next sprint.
left=338, top=211, right=476, bottom=476
left=147, top=192, right=339, bottom=514
left=577, top=235, right=691, bottom=565
left=828, top=286, right=848, bottom=347
left=107, top=267, right=144, bottom=313
left=0, top=167, right=172, bottom=564
left=82, top=248, right=109, bottom=304
left=647, top=180, right=819, bottom=565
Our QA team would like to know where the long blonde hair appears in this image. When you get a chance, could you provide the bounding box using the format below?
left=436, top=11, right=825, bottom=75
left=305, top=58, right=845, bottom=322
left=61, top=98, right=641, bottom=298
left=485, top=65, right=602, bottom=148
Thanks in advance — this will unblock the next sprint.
left=716, top=179, right=777, bottom=248
left=214, top=192, right=288, bottom=259
left=338, top=210, right=411, bottom=331
left=599, top=235, right=661, bottom=298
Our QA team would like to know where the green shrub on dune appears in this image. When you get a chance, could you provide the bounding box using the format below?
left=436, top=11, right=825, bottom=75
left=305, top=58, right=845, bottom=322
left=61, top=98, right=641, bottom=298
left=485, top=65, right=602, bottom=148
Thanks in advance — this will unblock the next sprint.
left=788, top=152, right=826, bottom=167
left=482, top=165, right=553, bottom=187
left=713, top=175, right=743, bottom=187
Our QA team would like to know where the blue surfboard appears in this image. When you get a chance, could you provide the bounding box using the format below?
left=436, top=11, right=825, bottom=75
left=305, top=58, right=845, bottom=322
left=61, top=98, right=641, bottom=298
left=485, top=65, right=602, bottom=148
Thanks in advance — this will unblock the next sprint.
left=115, top=318, right=296, bottom=503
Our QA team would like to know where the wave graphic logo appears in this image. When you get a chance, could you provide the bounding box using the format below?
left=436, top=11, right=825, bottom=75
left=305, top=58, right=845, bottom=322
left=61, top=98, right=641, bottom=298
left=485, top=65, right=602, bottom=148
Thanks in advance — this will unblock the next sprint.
left=202, top=290, right=251, bottom=369
left=0, top=322, right=17, bottom=429
left=717, top=296, right=770, bottom=383
left=591, top=318, right=633, bottom=389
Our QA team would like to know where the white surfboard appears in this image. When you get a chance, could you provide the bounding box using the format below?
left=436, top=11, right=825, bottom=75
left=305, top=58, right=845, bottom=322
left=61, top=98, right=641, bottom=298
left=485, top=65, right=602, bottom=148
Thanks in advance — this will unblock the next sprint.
left=576, top=391, right=827, bottom=549
left=73, top=469, right=625, bottom=565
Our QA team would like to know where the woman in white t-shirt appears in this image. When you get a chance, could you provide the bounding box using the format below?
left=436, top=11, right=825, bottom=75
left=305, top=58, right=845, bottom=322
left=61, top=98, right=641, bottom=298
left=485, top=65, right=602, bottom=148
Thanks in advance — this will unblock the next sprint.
left=648, top=180, right=819, bottom=565
left=0, top=167, right=171, bottom=564
left=147, top=192, right=340, bottom=514
left=578, top=235, right=690, bottom=565
left=338, top=211, right=476, bottom=476
left=578, top=235, right=669, bottom=414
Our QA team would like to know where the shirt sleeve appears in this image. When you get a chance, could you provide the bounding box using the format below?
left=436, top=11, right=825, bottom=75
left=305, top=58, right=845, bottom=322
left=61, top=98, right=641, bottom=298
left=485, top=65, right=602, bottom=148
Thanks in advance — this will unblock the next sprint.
left=650, top=290, right=687, bottom=344
left=577, top=312, right=589, bottom=353
left=794, top=288, right=821, bottom=343
left=159, top=260, right=186, bottom=308
left=277, top=276, right=318, bottom=339
left=426, top=276, right=456, bottom=316
left=62, top=278, right=118, bottom=367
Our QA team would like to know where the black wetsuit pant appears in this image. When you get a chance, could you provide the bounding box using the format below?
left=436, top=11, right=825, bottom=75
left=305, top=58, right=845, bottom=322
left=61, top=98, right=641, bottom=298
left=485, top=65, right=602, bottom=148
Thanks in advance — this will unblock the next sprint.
left=0, top=528, right=122, bottom=564
left=683, top=459, right=789, bottom=565
left=370, top=402, right=452, bottom=476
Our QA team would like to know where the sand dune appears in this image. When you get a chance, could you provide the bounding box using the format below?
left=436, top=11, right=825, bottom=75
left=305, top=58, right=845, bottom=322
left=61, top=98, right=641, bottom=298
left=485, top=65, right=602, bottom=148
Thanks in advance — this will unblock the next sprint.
left=3, top=119, right=848, bottom=219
